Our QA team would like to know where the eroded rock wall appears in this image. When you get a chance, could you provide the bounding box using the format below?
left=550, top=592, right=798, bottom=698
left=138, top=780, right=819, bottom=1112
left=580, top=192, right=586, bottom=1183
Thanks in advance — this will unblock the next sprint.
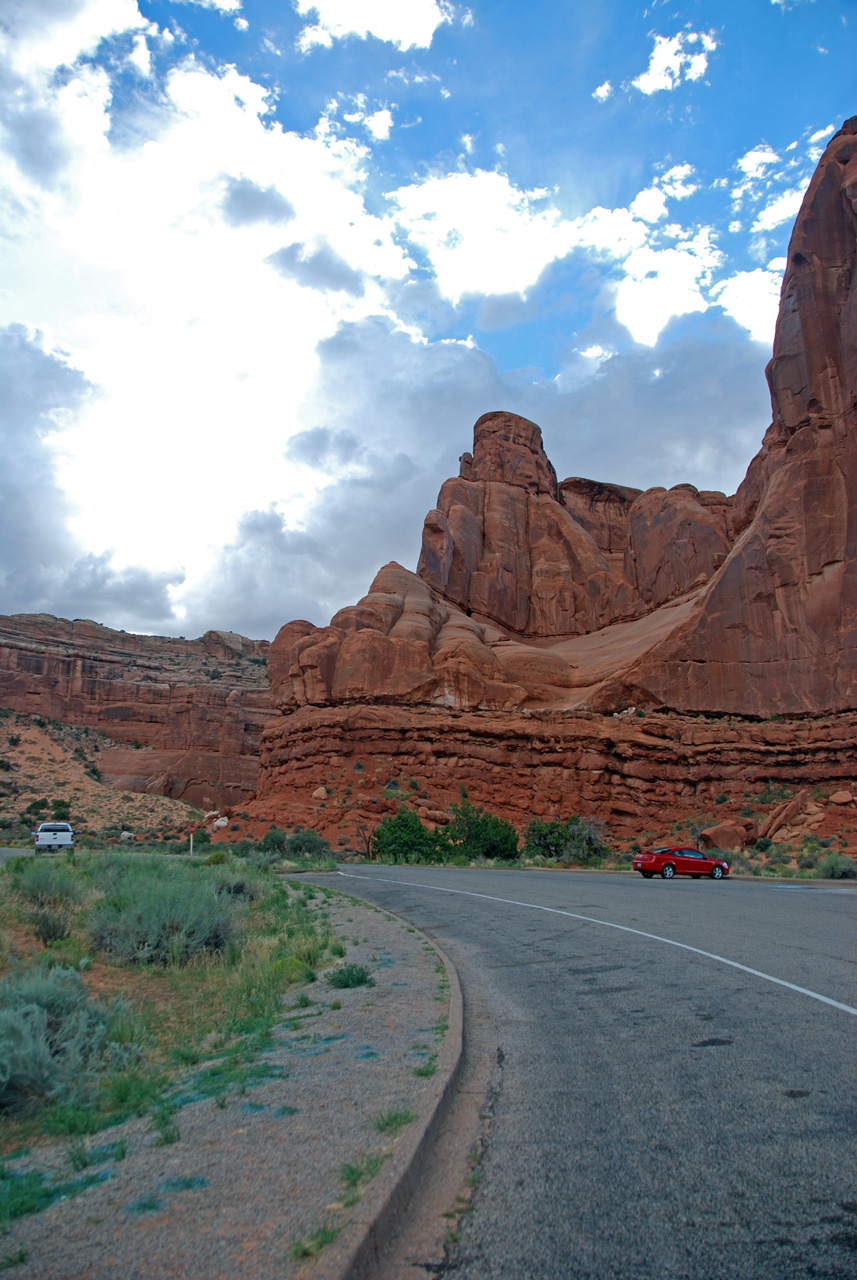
left=0, top=614, right=271, bottom=809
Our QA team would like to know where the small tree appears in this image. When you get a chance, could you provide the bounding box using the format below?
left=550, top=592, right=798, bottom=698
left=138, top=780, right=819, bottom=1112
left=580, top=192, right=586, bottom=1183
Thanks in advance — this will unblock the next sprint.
left=370, top=807, right=442, bottom=864
left=524, top=815, right=608, bottom=864
left=445, top=797, right=518, bottom=861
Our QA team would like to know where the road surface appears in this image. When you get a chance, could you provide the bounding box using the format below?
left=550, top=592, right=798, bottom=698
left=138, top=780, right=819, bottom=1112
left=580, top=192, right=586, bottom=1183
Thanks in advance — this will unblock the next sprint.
left=324, top=867, right=857, bottom=1280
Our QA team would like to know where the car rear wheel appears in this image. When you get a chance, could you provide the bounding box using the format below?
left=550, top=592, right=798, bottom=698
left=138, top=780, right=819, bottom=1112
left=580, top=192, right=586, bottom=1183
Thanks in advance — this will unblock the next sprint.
left=641, top=871, right=654, bottom=879
left=710, top=865, right=724, bottom=880
left=660, top=864, right=675, bottom=879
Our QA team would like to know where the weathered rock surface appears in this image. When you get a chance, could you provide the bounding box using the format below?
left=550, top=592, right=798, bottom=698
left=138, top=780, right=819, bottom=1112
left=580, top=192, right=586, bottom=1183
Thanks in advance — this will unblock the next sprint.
left=254, top=121, right=857, bottom=844
left=603, top=117, right=857, bottom=716
left=0, top=614, right=271, bottom=810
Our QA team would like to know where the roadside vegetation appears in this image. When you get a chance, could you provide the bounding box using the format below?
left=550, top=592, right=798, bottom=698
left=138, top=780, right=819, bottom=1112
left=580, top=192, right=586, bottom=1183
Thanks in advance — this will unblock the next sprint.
left=0, top=851, right=347, bottom=1178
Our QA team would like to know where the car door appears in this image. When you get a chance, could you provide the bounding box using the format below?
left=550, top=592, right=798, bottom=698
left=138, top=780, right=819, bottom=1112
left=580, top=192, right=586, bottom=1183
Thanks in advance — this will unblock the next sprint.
left=678, top=848, right=704, bottom=874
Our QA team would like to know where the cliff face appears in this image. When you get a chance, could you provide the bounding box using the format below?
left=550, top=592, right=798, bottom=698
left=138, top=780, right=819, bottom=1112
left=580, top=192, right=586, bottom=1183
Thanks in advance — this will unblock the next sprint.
left=0, top=614, right=271, bottom=810
left=254, top=120, right=857, bottom=842
left=602, top=116, right=857, bottom=716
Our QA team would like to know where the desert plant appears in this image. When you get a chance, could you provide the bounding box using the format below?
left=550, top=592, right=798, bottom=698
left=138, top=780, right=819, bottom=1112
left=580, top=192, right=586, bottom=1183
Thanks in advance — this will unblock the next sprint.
left=370, top=807, right=443, bottom=863
left=88, top=866, right=240, bottom=966
left=818, top=852, right=857, bottom=880
left=15, top=861, right=82, bottom=910
left=445, top=797, right=519, bottom=861
left=287, top=828, right=332, bottom=858
left=327, top=964, right=374, bottom=989
left=0, top=966, right=138, bottom=1116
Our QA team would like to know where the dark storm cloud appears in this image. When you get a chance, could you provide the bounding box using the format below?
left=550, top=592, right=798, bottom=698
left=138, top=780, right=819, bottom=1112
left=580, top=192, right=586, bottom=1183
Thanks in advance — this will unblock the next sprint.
left=221, top=176, right=295, bottom=227
left=0, top=325, right=182, bottom=632
left=267, top=241, right=364, bottom=296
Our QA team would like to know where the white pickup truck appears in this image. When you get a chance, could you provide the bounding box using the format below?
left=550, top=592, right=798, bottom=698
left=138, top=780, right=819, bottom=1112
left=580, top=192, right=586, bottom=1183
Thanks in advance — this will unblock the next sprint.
left=34, top=822, right=76, bottom=851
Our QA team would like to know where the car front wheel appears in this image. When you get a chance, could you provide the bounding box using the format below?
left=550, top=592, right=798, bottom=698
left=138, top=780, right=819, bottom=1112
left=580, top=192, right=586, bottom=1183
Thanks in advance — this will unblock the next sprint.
left=661, top=864, right=675, bottom=879
left=710, top=865, right=724, bottom=880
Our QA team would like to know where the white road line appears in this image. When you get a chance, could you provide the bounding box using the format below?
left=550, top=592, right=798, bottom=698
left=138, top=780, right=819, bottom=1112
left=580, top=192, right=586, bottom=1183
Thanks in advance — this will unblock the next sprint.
left=337, top=871, right=857, bottom=1019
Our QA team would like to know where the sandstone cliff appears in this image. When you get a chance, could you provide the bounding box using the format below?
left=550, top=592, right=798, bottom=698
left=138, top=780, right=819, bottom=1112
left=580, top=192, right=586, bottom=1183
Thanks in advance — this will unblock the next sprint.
left=254, top=120, right=857, bottom=842
left=0, top=614, right=271, bottom=810
left=598, top=116, right=857, bottom=716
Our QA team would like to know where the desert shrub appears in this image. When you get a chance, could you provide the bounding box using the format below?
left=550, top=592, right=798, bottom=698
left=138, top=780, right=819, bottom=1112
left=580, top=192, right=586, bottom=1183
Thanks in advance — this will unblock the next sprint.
left=88, top=863, right=241, bottom=966
left=445, top=797, right=519, bottom=861
left=287, top=828, right=332, bottom=858
left=370, top=807, right=443, bottom=864
left=15, top=862, right=82, bottom=909
left=797, top=855, right=818, bottom=869
left=564, top=816, right=609, bottom=864
left=523, top=816, right=608, bottom=863
left=260, top=825, right=289, bottom=854
left=327, top=964, right=374, bottom=989
left=818, top=852, right=857, bottom=880
left=0, top=967, right=137, bottom=1115
left=753, top=836, right=774, bottom=852
left=31, top=910, right=72, bottom=945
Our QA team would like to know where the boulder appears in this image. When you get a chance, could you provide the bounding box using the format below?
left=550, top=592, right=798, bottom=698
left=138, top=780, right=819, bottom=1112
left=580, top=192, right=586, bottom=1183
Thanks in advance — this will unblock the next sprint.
left=698, top=819, right=758, bottom=852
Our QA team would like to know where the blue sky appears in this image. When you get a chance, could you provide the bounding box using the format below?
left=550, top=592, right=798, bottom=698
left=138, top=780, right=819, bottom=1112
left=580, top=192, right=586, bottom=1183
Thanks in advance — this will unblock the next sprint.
left=0, top=0, right=853, bottom=638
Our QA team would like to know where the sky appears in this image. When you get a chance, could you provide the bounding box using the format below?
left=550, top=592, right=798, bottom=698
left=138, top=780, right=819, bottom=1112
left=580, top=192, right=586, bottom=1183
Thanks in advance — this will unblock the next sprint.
left=0, top=0, right=854, bottom=640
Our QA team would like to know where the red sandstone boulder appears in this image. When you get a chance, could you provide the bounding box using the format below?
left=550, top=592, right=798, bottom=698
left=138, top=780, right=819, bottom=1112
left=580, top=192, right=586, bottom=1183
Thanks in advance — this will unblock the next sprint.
left=698, top=819, right=758, bottom=852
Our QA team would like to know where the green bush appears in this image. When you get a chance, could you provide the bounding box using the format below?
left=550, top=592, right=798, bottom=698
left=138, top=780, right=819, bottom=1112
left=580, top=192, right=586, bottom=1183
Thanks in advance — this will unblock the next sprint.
left=327, top=964, right=374, bottom=989
left=818, top=852, right=857, bottom=880
left=88, top=862, right=241, bottom=965
left=15, top=862, right=82, bottom=909
left=287, top=828, right=332, bottom=858
left=370, top=807, right=443, bottom=863
left=524, top=816, right=607, bottom=864
left=0, top=967, right=137, bottom=1115
left=445, top=797, right=519, bottom=861
left=260, top=825, right=289, bottom=853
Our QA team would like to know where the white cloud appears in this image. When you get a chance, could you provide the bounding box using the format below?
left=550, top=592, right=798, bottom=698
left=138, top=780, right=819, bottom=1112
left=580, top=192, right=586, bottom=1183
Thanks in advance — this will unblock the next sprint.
left=388, top=170, right=579, bottom=302
left=630, top=186, right=668, bottom=223
left=736, top=145, right=779, bottom=178
left=631, top=30, right=718, bottom=95
left=614, top=229, right=721, bottom=347
left=659, top=163, right=697, bottom=199
left=592, top=80, right=613, bottom=103
left=711, top=262, right=784, bottom=345
left=0, top=4, right=416, bottom=609
left=751, top=184, right=807, bottom=232
left=296, top=0, right=453, bottom=52
left=809, top=123, right=835, bottom=143
left=365, top=108, right=393, bottom=139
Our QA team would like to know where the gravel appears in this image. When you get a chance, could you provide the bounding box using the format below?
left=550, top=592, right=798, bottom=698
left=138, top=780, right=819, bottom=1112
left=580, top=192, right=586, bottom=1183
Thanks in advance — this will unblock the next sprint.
left=3, top=891, right=450, bottom=1280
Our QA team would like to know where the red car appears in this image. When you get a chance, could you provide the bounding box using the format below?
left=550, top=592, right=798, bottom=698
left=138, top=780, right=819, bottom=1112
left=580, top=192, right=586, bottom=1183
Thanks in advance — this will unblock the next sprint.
left=633, top=846, right=729, bottom=880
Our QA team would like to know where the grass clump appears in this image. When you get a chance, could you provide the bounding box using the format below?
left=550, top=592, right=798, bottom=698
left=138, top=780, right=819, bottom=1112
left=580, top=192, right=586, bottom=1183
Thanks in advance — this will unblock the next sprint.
left=327, top=964, right=374, bottom=989
left=375, top=1108, right=414, bottom=1134
left=288, top=1222, right=339, bottom=1260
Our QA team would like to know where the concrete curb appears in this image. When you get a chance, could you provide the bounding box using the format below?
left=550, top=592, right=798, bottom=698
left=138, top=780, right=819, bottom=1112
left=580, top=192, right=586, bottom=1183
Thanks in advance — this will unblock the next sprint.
left=309, top=924, right=465, bottom=1280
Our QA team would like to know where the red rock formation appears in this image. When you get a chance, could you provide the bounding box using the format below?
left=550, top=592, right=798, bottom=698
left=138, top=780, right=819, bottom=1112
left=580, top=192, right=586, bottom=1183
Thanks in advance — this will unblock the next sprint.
left=0, top=614, right=270, bottom=810
left=602, top=118, right=857, bottom=716
left=254, top=120, right=857, bottom=843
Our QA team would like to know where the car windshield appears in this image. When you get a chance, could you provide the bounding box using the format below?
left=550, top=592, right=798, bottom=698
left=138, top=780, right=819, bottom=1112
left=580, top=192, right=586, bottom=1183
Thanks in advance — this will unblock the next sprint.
left=39, top=824, right=71, bottom=833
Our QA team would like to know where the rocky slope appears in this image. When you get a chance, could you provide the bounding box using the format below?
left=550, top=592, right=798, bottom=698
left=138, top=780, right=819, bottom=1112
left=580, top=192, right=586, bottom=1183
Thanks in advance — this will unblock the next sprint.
left=0, top=615, right=271, bottom=810
left=254, top=119, right=857, bottom=847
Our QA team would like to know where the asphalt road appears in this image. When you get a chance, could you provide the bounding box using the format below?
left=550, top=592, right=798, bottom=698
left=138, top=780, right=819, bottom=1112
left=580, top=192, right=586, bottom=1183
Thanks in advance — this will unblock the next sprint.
left=325, top=868, right=857, bottom=1280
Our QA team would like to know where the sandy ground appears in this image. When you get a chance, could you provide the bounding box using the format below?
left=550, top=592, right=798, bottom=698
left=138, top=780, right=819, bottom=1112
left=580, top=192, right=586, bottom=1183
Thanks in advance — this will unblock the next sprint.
left=2, top=894, right=449, bottom=1280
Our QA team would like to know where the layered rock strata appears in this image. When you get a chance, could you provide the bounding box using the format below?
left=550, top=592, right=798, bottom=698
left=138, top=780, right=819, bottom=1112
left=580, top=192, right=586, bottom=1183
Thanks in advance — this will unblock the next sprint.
left=255, top=121, right=857, bottom=841
left=0, top=614, right=270, bottom=810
